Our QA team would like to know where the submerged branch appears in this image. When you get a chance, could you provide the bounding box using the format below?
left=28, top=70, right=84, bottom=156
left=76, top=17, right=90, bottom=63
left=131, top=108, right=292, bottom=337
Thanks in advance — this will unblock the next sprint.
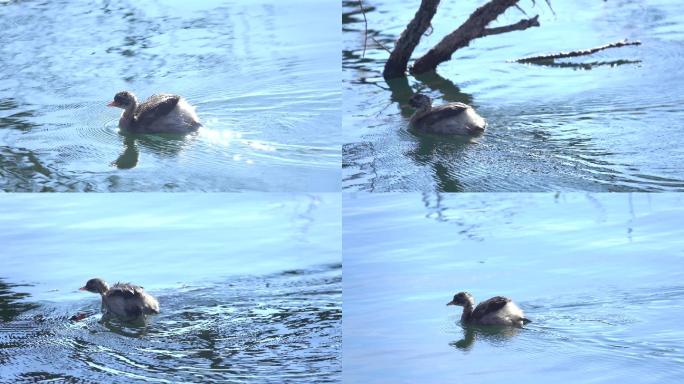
left=515, top=39, right=641, bottom=63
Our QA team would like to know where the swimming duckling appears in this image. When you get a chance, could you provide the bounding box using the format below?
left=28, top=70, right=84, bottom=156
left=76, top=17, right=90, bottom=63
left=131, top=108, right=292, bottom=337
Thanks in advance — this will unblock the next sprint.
left=447, top=292, right=530, bottom=327
left=408, top=94, right=485, bottom=135
left=107, top=91, right=201, bottom=134
left=79, top=278, right=160, bottom=320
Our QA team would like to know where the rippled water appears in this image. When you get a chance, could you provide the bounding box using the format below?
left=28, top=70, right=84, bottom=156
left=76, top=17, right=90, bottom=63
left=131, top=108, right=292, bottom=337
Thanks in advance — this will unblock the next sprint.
left=343, top=0, right=684, bottom=191
left=343, top=193, right=684, bottom=383
left=0, top=194, right=341, bottom=382
left=0, top=0, right=340, bottom=191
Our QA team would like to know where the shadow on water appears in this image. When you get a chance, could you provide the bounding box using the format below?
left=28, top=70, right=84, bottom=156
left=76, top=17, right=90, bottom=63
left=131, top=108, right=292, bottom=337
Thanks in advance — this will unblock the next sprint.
left=450, top=324, right=523, bottom=351
left=0, top=280, right=38, bottom=323
left=0, top=98, right=38, bottom=132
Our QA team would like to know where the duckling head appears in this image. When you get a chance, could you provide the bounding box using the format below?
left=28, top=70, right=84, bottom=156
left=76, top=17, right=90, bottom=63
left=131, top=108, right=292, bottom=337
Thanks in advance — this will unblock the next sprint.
left=409, top=93, right=432, bottom=109
left=79, top=278, right=109, bottom=294
left=107, top=91, right=137, bottom=109
left=447, top=291, right=474, bottom=307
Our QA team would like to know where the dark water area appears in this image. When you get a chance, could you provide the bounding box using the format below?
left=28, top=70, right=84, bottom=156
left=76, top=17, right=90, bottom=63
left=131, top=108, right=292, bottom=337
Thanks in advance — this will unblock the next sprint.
left=343, top=0, right=684, bottom=192
left=0, top=194, right=341, bottom=382
left=343, top=193, right=684, bottom=383
left=0, top=0, right=340, bottom=191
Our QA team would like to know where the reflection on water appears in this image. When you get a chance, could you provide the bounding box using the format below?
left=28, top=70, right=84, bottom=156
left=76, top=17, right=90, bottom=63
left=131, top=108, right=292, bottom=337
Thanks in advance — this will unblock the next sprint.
left=112, top=133, right=198, bottom=169
left=343, top=193, right=684, bottom=383
left=0, top=194, right=341, bottom=382
left=450, top=325, right=522, bottom=351
left=343, top=0, right=684, bottom=191
left=0, top=0, right=340, bottom=191
left=0, top=281, right=37, bottom=323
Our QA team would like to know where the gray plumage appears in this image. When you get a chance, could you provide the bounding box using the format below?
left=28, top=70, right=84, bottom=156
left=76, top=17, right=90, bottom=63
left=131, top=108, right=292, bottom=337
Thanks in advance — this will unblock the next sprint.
left=80, top=278, right=160, bottom=320
left=447, top=291, right=530, bottom=327
left=108, top=91, right=201, bottom=133
left=408, top=94, right=486, bottom=135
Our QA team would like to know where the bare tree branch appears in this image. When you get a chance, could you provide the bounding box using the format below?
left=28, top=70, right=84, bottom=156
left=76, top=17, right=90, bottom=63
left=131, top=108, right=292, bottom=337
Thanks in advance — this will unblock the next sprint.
left=383, top=0, right=441, bottom=79
left=410, top=0, right=539, bottom=75
left=515, top=39, right=641, bottom=63
left=480, top=15, right=539, bottom=37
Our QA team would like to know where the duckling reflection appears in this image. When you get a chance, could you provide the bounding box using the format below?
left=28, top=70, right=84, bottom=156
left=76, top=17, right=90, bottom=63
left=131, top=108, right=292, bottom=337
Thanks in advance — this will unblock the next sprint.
left=112, top=132, right=197, bottom=169
left=450, top=324, right=522, bottom=351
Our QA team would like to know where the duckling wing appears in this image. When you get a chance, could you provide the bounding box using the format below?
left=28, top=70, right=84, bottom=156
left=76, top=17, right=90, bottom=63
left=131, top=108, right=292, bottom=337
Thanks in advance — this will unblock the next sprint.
left=105, top=283, right=150, bottom=317
left=472, top=296, right=511, bottom=320
left=412, top=103, right=470, bottom=127
left=135, top=94, right=180, bottom=126
left=108, top=282, right=144, bottom=298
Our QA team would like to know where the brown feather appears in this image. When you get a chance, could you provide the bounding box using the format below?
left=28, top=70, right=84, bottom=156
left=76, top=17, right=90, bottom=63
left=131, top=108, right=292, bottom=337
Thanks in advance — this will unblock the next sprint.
left=411, top=103, right=470, bottom=128
left=471, top=296, right=511, bottom=320
left=134, top=94, right=180, bottom=127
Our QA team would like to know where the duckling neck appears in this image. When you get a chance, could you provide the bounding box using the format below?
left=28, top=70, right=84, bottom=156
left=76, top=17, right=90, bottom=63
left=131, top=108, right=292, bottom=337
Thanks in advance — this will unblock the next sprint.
left=119, top=101, right=138, bottom=130
left=417, top=105, right=432, bottom=114
left=461, top=303, right=474, bottom=323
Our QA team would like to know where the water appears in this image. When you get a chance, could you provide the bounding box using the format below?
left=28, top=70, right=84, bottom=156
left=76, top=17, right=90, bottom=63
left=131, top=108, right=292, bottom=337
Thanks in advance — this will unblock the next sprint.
left=0, top=0, right=340, bottom=191
left=343, top=193, right=684, bottom=383
left=343, top=0, right=684, bottom=191
left=0, top=194, right=341, bottom=382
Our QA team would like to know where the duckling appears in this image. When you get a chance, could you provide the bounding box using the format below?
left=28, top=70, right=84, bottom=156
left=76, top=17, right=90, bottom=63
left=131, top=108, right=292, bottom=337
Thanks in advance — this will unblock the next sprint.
left=447, top=292, right=530, bottom=327
left=79, top=278, right=160, bottom=321
left=408, top=94, right=485, bottom=135
left=107, top=91, right=201, bottom=134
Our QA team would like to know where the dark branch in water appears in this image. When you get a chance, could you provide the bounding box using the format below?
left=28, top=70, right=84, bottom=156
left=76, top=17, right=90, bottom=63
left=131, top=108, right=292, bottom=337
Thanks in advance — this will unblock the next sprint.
left=480, top=15, right=539, bottom=37
left=383, top=0, right=441, bottom=79
left=515, top=39, right=641, bottom=63
left=411, top=0, right=540, bottom=75
left=381, top=0, right=541, bottom=78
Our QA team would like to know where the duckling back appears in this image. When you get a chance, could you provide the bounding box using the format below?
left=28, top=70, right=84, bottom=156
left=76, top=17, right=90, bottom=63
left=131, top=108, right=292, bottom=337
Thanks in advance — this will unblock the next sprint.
left=410, top=102, right=486, bottom=135
left=103, top=283, right=159, bottom=319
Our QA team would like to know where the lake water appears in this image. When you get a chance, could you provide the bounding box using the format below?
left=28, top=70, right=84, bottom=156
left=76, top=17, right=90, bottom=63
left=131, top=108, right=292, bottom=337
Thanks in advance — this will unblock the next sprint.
left=0, top=0, right=340, bottom=191
left=343, top=193, right=684, bottom=383
left=343, top=0, right=684, bottom=191
left=0, top=194, right=341, bottom=382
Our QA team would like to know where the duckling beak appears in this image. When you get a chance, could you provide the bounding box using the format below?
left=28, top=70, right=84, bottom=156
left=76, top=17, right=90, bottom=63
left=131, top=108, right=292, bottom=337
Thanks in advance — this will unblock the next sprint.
left=79, top=287, right=87, bottom=291
left=446, top=300, right=456, bottom=306
left=107, top=101, right=119, bottom=107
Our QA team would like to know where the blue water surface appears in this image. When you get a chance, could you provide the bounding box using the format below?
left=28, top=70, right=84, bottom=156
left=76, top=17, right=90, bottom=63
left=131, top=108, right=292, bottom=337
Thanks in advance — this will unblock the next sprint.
left=343, top=193, right=684, bottom=383
left=0, top=193, right=341, bottom=382
left=1, top=0, right=340, bottom=191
